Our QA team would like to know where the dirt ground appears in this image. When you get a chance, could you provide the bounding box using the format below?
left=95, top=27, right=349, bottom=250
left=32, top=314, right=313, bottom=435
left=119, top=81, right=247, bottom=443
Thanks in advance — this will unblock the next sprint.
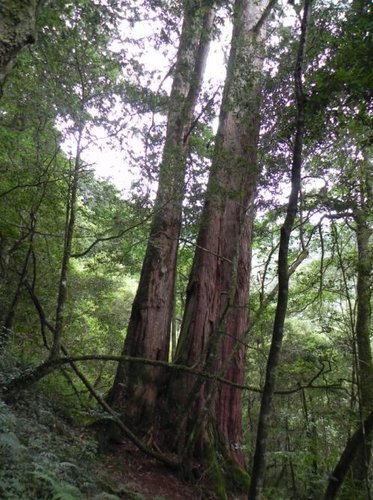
left=100, top=438, right=218, bottom=499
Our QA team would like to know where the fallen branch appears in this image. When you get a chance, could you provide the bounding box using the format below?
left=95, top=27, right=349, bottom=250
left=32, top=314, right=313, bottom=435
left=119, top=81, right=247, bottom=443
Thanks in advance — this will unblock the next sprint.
left=17, top=286, right=179, bottom=470
left=59, top=346, right=179, bottom=470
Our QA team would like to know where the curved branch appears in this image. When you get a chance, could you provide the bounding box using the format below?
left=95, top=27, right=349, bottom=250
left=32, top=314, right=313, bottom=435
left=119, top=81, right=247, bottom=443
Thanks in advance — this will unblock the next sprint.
left=71, top=205, right=166, bottom=258
left=2, top=353, right=342, bottom=398
left=324, top=409, right=373, bottom=499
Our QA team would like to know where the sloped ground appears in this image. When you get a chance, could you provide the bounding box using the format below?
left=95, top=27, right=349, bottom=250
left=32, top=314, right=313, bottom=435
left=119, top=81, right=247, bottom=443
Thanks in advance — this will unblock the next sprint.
left=0, top=383, right=216, bottom=499
left=100, top=440, right=216, bottom=499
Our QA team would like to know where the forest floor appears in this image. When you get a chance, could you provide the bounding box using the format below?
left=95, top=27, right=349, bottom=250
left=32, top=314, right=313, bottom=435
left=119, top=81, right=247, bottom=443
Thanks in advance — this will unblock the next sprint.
left=100, top=439, right=217, bottom=499
left=0, top=372, right=218, bottom=499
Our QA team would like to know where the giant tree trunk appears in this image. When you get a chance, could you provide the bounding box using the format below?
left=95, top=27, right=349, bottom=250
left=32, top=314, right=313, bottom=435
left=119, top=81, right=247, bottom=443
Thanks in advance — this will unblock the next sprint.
left=107, top=1, right=215, bottom=429
left=166, top=0, right=269, bottom=482
left=0, top=0, right=44, bottom=96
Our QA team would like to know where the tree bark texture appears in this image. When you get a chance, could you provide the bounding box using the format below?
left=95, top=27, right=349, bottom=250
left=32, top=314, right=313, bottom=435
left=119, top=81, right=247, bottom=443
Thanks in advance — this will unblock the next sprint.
left=0, top=0, right=44, bottom=95
left=248, top=1, right=312, bottom=498
left=351, top=162, right=373, bottom=484
left=107, top=0, right=215, bottom=429
left=167, top=0, right=268, bottom=471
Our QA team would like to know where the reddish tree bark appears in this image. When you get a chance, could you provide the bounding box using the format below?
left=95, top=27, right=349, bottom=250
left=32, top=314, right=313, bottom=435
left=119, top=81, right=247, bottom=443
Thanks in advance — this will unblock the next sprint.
left=167, top=0, right=270, bottom=474
left=107, top=0, right=215, bottom=429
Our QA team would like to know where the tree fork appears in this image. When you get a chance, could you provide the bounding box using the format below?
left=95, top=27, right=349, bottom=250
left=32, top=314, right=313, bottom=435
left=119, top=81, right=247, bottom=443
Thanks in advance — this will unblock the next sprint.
left=166, top=0, right=272, bottom=482
left=107, top=0, right=215, bottom=427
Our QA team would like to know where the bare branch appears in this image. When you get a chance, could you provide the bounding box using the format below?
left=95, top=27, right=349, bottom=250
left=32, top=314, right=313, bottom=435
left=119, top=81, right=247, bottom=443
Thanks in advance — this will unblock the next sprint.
left=251, top=0, right=277, bottom=35
left=3, top=352, right=343, bottom=398
left=71, top=205, right=167, bottom=258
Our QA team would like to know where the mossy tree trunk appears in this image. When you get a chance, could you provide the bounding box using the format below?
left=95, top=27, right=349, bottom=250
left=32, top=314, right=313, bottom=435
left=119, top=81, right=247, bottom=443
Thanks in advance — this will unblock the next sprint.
left=351, top=159, right=373, bottom=488
left=107, top=0, right=215, bottom=430
left=165, top=0, right=269, bottom=484
left=0, top=0, right=45, bottom=96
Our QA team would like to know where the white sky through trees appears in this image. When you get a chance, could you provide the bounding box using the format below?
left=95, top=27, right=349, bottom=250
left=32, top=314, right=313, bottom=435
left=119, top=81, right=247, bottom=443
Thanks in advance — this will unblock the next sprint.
left=59, top=1, right=300, bottom=200
left=75, top=12, right=232, bottom=195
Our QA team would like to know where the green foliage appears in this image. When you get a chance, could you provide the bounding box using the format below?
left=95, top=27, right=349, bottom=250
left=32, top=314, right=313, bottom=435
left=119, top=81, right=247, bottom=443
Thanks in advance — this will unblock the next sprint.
left=0, top=374, right=127, bottom=499
left=0, top=0, right=371, bottom=497
left=31, top=469, right=82, bottom=500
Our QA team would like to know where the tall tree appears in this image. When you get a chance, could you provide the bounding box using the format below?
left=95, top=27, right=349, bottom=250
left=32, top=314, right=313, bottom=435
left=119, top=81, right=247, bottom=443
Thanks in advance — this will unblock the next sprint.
left=323, top=146, right=373, bottom=490
left=352, top=155, right=373, bottom=484
left=166, top=0, right=271, bottom=484
left=107, top=0, right=215, bottom=429
left=249, top=0, right=312, bottom=497
left=304, top=0, right=373, bottom=481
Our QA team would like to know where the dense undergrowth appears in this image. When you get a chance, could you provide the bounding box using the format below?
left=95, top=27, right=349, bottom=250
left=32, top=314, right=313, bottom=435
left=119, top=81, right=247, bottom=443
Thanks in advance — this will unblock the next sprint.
left=0, top=355, right=139, bottom=500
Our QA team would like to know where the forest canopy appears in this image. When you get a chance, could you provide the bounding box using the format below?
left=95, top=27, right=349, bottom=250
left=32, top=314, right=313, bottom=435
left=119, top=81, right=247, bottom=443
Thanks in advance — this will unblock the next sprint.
left=0, top=0, right=372, bottom=498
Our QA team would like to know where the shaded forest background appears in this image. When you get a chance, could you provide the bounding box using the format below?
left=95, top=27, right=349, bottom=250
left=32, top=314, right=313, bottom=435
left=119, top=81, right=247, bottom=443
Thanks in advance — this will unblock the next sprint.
left=0, top=0, right=372, bottom=499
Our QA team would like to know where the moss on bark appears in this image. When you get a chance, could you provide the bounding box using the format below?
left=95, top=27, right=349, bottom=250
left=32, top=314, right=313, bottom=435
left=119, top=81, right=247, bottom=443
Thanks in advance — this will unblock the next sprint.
left=202, top=426, right=250, bottom=499
left=0, top=0, right=39, bottom=91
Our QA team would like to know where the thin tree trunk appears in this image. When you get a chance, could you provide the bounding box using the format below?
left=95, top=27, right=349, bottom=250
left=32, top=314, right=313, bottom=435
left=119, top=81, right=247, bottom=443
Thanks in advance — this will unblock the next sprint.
left=324, top=409, right=373, bottom=500
left=0, top=215, right=36, bottom=352
left=0, top=173, right=51, bottom=352
left=107, top=0, right=215, bottom=429
left=351, top=165, right=373, bottom=487
left=302, top=391, right=319, bottom=498
left=167, top=0, right=270, bottom=478
left=50, top=130, right=83, bottom=359
left=285, top=417, right=298, bottom=498
left=248, top=1, right=312, bottom=497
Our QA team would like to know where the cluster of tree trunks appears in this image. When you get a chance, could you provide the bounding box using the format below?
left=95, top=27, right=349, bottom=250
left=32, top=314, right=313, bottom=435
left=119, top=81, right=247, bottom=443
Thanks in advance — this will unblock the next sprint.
left=167, top=0, right=267, bottom=470
left=107, top=0, right=216, bottom=429
left=107, top=0, right=269, bottom=487
left=1, top=0, right=371, bottom=498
